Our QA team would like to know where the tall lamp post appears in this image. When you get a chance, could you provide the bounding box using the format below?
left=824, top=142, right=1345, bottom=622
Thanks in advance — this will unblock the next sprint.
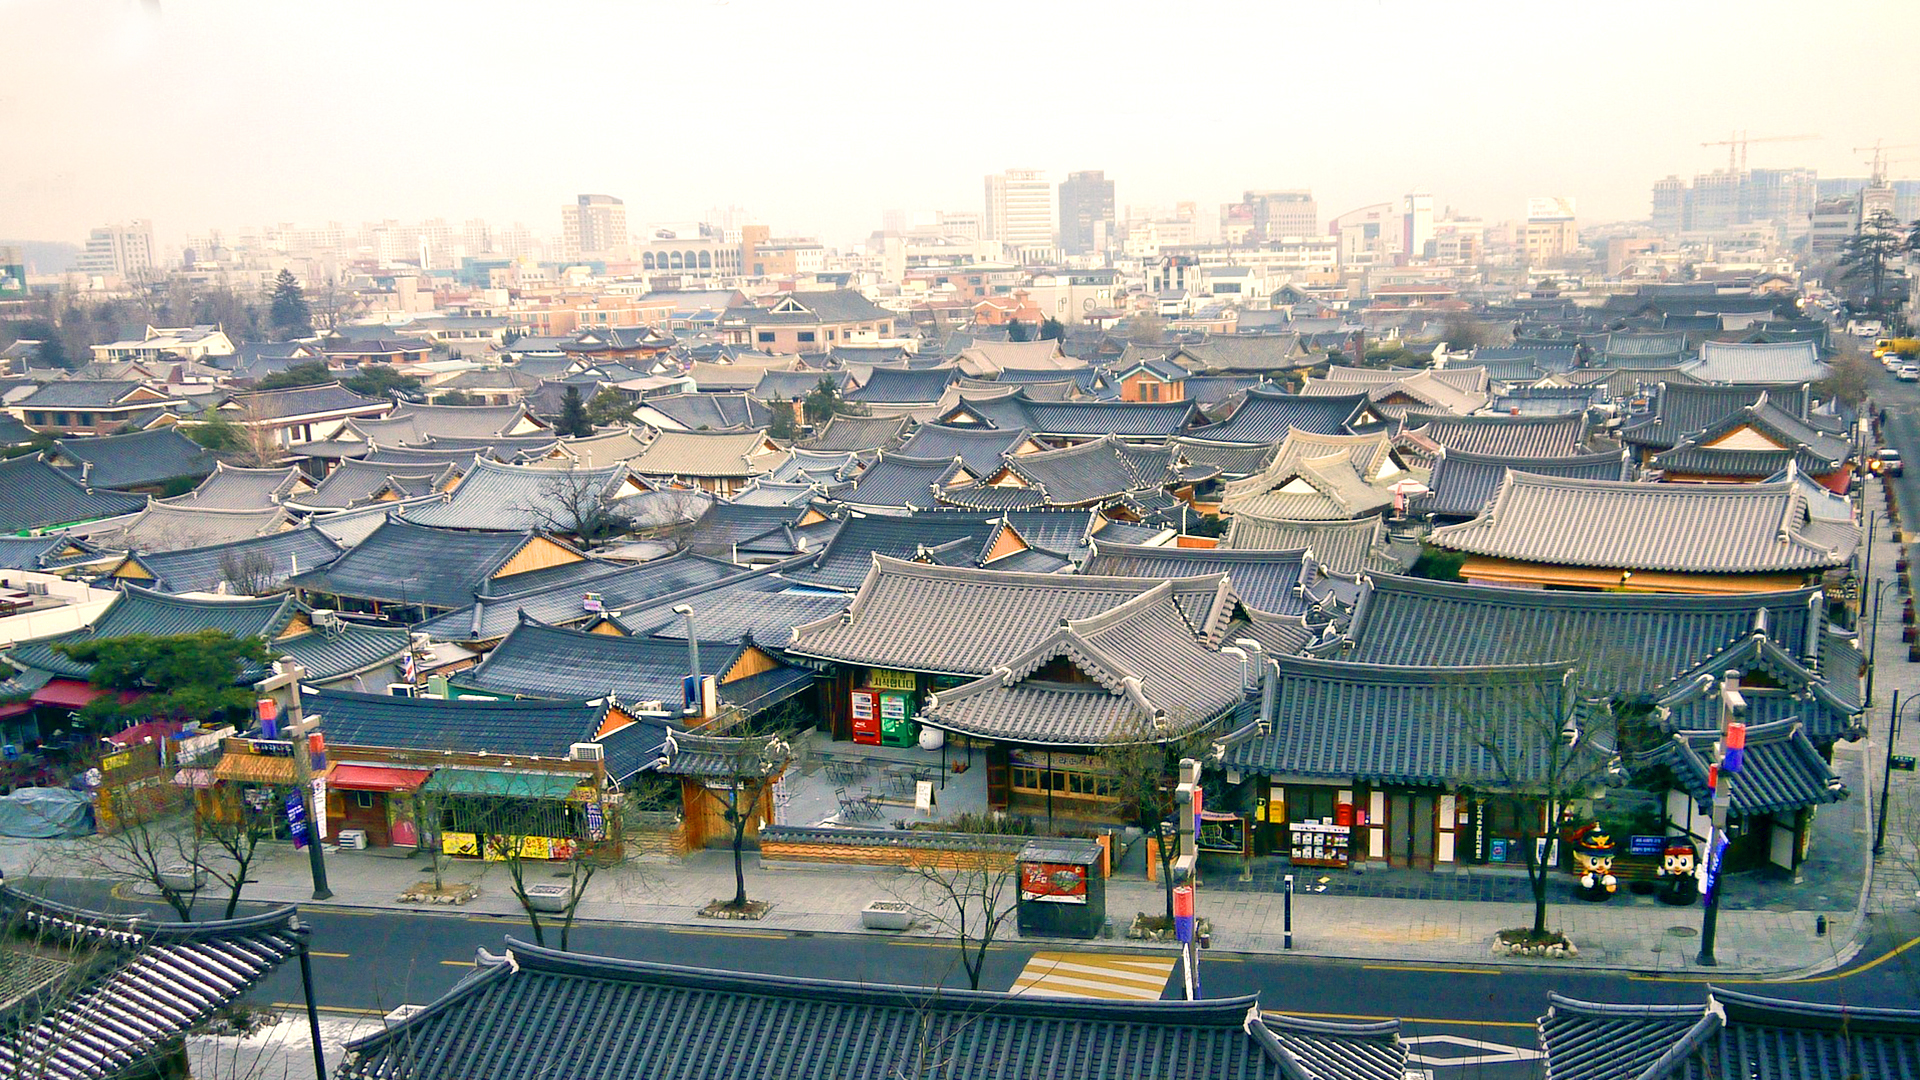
left=1867, top=577, right=1897, bottom=711
left=1697, top=670, right=1747, bottom=967
left=1875, top=691, right=1920, bottom=855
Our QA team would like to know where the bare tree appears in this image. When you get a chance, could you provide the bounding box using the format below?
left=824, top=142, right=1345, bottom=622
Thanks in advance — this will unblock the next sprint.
left=218, top=548, right=279, bottom=596
left=515, top=467, right=635, bottom=548
left=896, top=845, right=1021, bottom=991
left=704, top=729, right=793, bottom=913
left=78, top=763, right=206, bottom=921
left=470, top=775, right=656, bottom=951
left=194, top=786, right=284, bottom=919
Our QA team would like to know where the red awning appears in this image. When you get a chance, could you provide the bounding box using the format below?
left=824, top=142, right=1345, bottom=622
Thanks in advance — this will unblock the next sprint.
left=0, top=702, right=31, bottom=721
left=327, top=764, right=432, bottom=793
left=30, top=680, right=139, bottom=709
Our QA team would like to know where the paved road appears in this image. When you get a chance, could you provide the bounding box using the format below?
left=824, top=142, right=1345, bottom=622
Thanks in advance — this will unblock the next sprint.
left=28, top=877, right=1920, bottom=1079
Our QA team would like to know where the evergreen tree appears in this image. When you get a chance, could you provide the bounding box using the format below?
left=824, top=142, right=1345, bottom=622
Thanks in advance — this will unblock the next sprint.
left=558, top=385, right=593, bottom=437
left=255, top=360, right=333, bottom=390
left=342, top=363, right=423, bottom=399
left=1836, top=211, right=1911, bottom=318
left=53, top=631, right=272, bottom=735
left=802, top=377, right=842, bottom=426
left=267, top=269, right=312, bottom=340
left=1007, top=320, right=1035, bottom=342
left=1039, top=316, right=1066, bottom=341
left=767, top=398, right=797, bottom=441
left=586, top=388, right=635, bottom=426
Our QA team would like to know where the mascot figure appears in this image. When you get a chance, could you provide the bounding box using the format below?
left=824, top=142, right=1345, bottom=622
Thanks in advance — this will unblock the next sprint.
left=1568, top=823, right=1618, bottom=902
left=1656, top=838, right=1699, bottom=905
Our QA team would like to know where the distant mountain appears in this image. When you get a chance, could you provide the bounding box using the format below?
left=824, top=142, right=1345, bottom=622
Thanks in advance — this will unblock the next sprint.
left=0, top=240, right=82, bottom=275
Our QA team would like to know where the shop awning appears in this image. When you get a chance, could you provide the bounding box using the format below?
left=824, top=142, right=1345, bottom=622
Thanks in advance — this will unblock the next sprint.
left=418, top=769, right=584, bottom=799
left=213, top=753, right=297, bottom=785
left=328, top=764, right=431, bottom=793
left=31, top=680, right=139, bottom=710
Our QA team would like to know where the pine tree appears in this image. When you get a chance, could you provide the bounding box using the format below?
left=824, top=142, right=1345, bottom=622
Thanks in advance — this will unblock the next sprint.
left=768, top=398, right=797, bottom=441
left=267, top=269, right=312, bottom=340
left=558, top=385, right=593, bottom=437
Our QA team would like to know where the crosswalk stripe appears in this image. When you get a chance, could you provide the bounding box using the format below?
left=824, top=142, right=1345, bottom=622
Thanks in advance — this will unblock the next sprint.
left=1010, top=952, right=1176, bottom=1002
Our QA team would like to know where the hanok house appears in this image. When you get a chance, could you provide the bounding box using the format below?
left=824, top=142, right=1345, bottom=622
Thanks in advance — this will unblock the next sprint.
left=206, top=381, right=392, bottom=459
left=1222, top=656, right=1607, bottom=871
left=339, top=943, right=1409, bottom=1080
left=626, top=429, right=788, bottom=497
left=1641, top=718, right=1847, bottom=876
left=786, top=556, right=1249, bottom=813
left=0, top=884, right=304, bottom=1080
left=1427, top=472, right=1859, bottom=594
left=42, top=428, right=216, bottom=495
left=1646, top=393, right=1854, bottom=490
left=13, top=380, right=184, bottom=436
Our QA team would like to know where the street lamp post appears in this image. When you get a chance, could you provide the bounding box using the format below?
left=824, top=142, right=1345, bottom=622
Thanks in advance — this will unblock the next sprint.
left=1868, top=577, right=1897, bottom=711
left=1875, top=691, right=1920, bottom=855
left=1697, top=670, right=1747, bottom=967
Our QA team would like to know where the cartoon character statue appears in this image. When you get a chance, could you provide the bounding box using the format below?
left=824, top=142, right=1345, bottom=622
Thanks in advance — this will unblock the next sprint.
left=1655, top=838, right=1699, bottom=905
left=1568, top=823, right=1617, bottom=902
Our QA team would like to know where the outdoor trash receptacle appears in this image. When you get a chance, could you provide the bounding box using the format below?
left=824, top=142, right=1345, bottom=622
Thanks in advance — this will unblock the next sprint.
left=1015, top=838, right=1106, bottom=939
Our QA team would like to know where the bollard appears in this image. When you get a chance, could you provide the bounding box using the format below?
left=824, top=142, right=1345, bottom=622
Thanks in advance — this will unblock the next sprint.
left=1283, top=874, right=1294, bottom=951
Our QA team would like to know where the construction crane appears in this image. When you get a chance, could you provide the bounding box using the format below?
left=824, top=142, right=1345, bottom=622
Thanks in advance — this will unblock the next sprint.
left=1700, top=131, right=1818, bottom=173
left=1854, top=141, right=1920, bottom=182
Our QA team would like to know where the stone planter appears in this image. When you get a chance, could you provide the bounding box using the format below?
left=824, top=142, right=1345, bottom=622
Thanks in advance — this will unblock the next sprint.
left=399, top=880, right=478, bottom=904
left=159, top=863, right=207, bottom=892
left=523, top=883, right=572, bottom=913
left=1492, top=929, right=1578, bottom=959
left=861, top=901, right=915, bottom=930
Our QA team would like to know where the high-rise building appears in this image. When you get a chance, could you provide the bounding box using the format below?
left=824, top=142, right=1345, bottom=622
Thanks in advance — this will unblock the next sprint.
left=1648, top=168, right=1818, bottom=238
left=984, top=168, right=1054, bottom=263
left=1058, top=170, right=1115, bottom=256
left=1402, top=191, right=1434, bottom=258
left=561, top=194, right=630, bottom=261
left=1518, top=196, right=1579, bottom=266
left=1225, top=190, right=1317, bottom=243
left=1651, top=176, right=1687, bottom=234
left=74, top=220, right=157, bottom=279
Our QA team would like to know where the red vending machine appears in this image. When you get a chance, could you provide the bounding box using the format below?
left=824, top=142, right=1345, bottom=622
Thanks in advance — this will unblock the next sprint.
left=849, top=689, right=882, bottom=745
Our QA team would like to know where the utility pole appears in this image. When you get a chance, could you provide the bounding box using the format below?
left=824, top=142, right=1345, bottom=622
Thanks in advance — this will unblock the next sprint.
left=1876, top=692, right=1915, bottom=855
left=255, top=660, right=332, bottom=900
left=1696, top=670, right=1747, bottom=966
left=1172, top=757, right=1203, bottom=1000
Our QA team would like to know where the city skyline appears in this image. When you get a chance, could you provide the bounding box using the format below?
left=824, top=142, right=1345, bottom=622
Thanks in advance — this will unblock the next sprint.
left=4, top=0, right=1917, bottom=252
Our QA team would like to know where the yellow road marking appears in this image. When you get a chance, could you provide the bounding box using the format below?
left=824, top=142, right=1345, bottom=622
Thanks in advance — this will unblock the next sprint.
left=309, top=951, right=351, bottom=958
left=667, top=927, right=788, bottom=940
left=887, top=939, right=1011, bottom=951
left=439, top=960, right=476, bottom=966
left=1629, top=934, right=1920, bottom=985
left=270, top=1002, right=389, bottom=1017
left=1266, top=1009, right=1535, bottom=1029
left=1012, top=951, right=1176, bottom=1001
left=1361, top=964, right=1501, bottom=975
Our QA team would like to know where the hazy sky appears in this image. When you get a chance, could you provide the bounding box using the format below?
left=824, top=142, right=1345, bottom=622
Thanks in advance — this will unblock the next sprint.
left=3, top=0, right=1916, bottom=250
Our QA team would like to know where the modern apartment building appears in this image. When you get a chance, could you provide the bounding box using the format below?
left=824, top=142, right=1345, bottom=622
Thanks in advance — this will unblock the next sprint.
left=560, top=194, right=630, bottom=262
left=984, top=168, right=1054, bottom=264
left=1058, top=170, right=1115, bottom=256
left=74, top=220, right=158, bottom=280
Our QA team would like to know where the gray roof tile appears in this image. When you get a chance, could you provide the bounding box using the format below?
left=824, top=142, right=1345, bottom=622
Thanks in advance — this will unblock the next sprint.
left=0, top=454, right=147, bottom=533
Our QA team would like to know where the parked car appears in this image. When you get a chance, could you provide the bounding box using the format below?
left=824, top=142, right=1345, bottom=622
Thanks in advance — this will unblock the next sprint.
left=1874, top=448, right=1904, bottom=477
left=1900, top=365, right=1920, bottom=382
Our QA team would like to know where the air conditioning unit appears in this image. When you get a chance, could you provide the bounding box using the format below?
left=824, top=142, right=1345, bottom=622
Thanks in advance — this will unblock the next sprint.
left=387, top=683, right=417, bottom=698
left=336, top=830, right=368, bottom=851
left=311, top=609, right=340, bottom=630
left=569, top=742, right=604, bottom=762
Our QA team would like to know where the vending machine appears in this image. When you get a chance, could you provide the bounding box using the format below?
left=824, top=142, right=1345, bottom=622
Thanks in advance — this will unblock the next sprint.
left=878, top=690, right=917, bottom=747
left=850, top=689, right=882, bottom=745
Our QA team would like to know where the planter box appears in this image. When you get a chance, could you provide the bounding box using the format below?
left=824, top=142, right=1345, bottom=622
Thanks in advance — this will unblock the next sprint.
left=862, top=901, right=915, bottom=930
left=159, top=863, right=206, bottom=892
left=523, top=883, right=572, bottom=913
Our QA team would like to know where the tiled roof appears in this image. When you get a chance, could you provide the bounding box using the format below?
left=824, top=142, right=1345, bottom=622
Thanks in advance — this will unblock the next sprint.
left=291, top=458, right=457, bottom=511
left=1225, top=656, right=1590, bottom=787
left=1169, top=436, right=1282, bottom=478
left=413, top=550, right=747, bottom=644
left=785, top=512, right=1002, bottom=591
left=340, top=942, right=1399, bottom=1080
left=0, top=454, right=147, bottom=533
left=0, top=887, right=302, bottom=1080
left=1620, top=381, right=1808, bottom=452
left=222, top=381, right=387, bottom=420
left=723, top=289, right=892, bottom=326
left=1417, top=450, right=1630, bottom=519
left=1401, top=412, right=1591, bottom=457
left=159, top=464, right=301, bottom=511
left=751, top=367, right=845, bottom=401
left=846, top=365, right=959, bottom=405
left=1222, top=430, right=1398, bottom=505
left=287, top=519, right=594, bottom=612
left=942, top=435, right=1171, bottom=510
left=1187, top=388, right=1373, bottom=444
left=1083, top=540, right=1318, bottom=615
left=1473, top=343, right=1580, bottom=374
left=629, top=429, right=786, bottom=479
left=538, top=427, right=651, bottom=470
left=456, top=620, right=814, bottom=715
left=898, top=423, right=1037, bottom=475
left=925, top=584, right=1247, bottom=746
left=1595, top=331, right=1690, bottom=366
left=798, top=414, right=912, bottom=452
left=121, top=527, right=343, bottom=594
left=945, top=391, right=1201, bottom=440
left=7, top=586, right=298, bottom=677
left=0, top=534, right=102, bottom=571
left=685, top=362, right=778, bottom=392
left=1688, top=339, right=1829, bottom=384
left=1538, top=988, right=1920, bottom=1080
left=16, top=380, right=164, bottom=408
left=1429, top=474, right=1857, bottom=575
left=767, top=448, right=859, bottom=483
left=303, top=687, right=654, bottom=778
left=788, top=556, right=1238, bottom=676
left=1647, top=395, right=1851, bottom=478
left=47, top=428, right=216, bottom=489
left=406, top=458, right=642, bottom=531
left=349, top=402, right=538, bottom=445
left=1646, top=719, right=1846, bottom=815
left=1223, top=515, right=1387, bottom=576
left=1340, top=575, right=1824, bottom=698
left=841, top=452, right=968, bottom=510
left=954, top=339, right=1077, bottom=376
left=1170, top=335, right=1308, bottom=373
left=78, top=503, right=293, bottom=553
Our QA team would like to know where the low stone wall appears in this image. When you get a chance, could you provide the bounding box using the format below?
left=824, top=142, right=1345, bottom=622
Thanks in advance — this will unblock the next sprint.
left=758, top=825, right=1027, bottom=871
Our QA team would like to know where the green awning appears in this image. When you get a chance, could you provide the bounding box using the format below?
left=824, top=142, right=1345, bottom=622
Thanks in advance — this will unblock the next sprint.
left=419, top=769, right=585, bottom=799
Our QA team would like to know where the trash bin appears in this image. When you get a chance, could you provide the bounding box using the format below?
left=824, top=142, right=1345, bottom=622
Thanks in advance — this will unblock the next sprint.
left=1015, top=838, right=1106, bottom=939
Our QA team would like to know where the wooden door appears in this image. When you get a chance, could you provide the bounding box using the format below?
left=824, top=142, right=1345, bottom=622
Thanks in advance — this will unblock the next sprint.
left=342, top=790, right=390, bottom=847
left=985, top=745, right=1011, bottom=812
left=1387, top=792, right=1436, bottom=870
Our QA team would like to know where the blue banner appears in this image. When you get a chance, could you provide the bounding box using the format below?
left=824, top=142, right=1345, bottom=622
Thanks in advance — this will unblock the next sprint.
left=1700, top=833, right=1728, bottom=905
left=286, top=791, right=309, bottom=850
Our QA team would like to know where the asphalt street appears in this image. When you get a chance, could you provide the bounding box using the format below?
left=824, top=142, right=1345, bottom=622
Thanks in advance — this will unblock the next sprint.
left=25, top=875, right=1920, bottom=1079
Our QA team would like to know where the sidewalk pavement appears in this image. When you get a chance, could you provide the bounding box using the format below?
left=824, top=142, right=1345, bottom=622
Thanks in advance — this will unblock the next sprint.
left=1860, top=467, right=1920, bottom=920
